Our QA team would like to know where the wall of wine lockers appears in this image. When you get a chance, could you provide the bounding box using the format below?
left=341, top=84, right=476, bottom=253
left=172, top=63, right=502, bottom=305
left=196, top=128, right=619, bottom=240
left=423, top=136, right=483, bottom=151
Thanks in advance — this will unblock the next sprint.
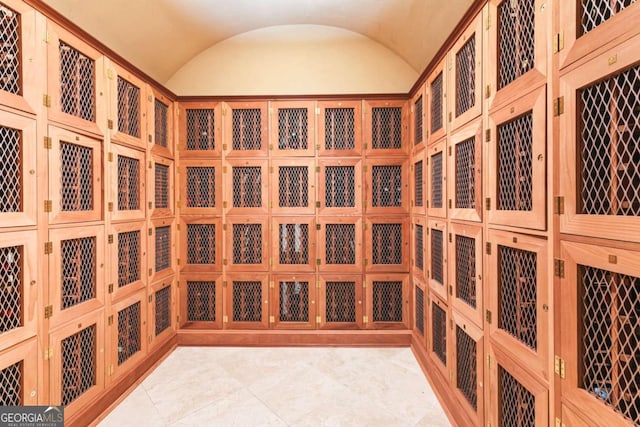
left=1, top=0, right=639, bottom=426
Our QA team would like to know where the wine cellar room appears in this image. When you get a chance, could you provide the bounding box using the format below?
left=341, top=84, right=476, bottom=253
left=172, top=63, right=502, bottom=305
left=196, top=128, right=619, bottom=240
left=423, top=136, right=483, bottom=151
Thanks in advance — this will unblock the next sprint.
left=0, top=0, right=639, bottom=425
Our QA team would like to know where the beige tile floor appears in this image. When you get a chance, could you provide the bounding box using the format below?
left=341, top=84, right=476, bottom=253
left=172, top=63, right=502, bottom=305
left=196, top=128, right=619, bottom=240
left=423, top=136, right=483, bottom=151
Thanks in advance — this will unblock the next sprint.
left=97, top=347, right=451, bottom=427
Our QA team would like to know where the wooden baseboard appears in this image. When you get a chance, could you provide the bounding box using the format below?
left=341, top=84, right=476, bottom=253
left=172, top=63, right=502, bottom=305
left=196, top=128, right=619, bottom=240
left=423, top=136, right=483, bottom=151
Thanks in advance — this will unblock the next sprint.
left=68, top=334, right=178, bottom=427
left=178, top=329, right=412, bottom=347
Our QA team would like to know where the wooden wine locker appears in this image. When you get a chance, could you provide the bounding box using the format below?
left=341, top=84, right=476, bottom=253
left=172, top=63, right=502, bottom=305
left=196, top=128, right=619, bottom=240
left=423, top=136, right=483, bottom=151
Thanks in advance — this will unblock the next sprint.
left=108, top=143, right=146, bottom=223
left=316, top=216, right=363, bottom=273
left=270, top=273, right=317, bottom=329
left=0, top=338, right=38, bottom=406
left=411, top=147, right=426, bottom=215
left=269, top=100, right=315, bottom=157
left=427, top=58, right=447, bottom=145
left=411, top=216, right=427, bottom=281
left=223, top=158, right=269, bottom=216
left=148, top=276, right=176, bottom=350
left=270, top=216, right=317, bottom=273
left=363, top=100, right=408, bottom=157
left=428, top=219, right=448, bottom=303
left=317, top=274, right=364, bottom=330
left=148, top=155, right=174, bottom=219
left=107, top=62, right=147, bottom=150
left=412, top=275, right=427, bottom=349
left=364, top=157, right=409, bottom=215
left=426, top=138, right=447, bottom=218
left=224, top=273, right=270, bottom=330
left=108, top=220, right=147, bottom=302
left=428, top=292, right=450, bottom=382
left=316, top=157, right=363, bottom=216
left=148, top=87, right=174, bottom=159
left=270, top=158, right=316, bottom=215
left=179, top=273, right=223, bottom=330
left=178, top=101, right=222, bottom=158
left=364, top=216, right=410, bottom=273
left=179, top=159, right=222, bottom=216
left=411, top=84, right=426, bottom=156
left=448, top=117, right=482, bottom=223
left=107, top=289, right=147, bottom=382
left=223, top=216, right=269, bottom=273
left=179, top=216, right=223, bottom=273
left=316, top=100, right=362, bottom=157
left=148, top=217, right=176, bottom=283
left=223, top=101, right=269, bottom=158
left=448, top=221, right=483, bottom=328
left=364, top=273, right=409, bottom=329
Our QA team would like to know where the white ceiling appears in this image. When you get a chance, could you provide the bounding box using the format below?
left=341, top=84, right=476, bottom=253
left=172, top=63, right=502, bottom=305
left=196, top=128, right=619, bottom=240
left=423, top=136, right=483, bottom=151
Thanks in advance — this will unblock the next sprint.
left=43, top=0, right=473, bottom=85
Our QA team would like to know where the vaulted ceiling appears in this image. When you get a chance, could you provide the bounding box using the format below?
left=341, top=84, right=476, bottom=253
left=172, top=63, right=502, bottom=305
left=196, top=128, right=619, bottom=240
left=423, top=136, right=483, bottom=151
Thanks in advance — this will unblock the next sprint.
left=43, top=0, right=473, bottom=86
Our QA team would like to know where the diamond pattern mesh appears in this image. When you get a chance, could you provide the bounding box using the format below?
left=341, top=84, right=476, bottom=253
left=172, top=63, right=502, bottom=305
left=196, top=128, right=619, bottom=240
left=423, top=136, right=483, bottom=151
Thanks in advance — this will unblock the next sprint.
left=456, top=235, right=477, bottom=309
left=498, top=0, right=535, bottom=89
left=498, top=245, right=537, bottom=350
left=414, top=160, right=424, bottom=207
left=0, top=3, right=20, bottom=95
left=279, top=223, right=309, bottom=265
left=581, top=0, right=637, bottom=35
left=415, top=224, right=424, bottom=271
left=431, top=152, right=443, bottom=209
left=278, top=166, right=308, bottom=207
left=0, top=360, right=22, bottom=405
left=154, top=164, right=169, bottom=209
left=155, top=226, right=170, bottom=272
left=232, top=224, right=262, bottom=264
left=497, top=112, right=533, bottom=211
left=0, top=245, right=21, bottom=333
left=581, top=265, right=640, bottom=424
left=431, top=229, right=444, bottom=285
left=187, top=281, right=216, bottom=322
left=456, top=137, right=476, bottom=209
left=60, top=141, right=93, bottom=211
left=373, top=281, right=403, bottom=322
left=579, top=65, right=640, bottom=216
left=117, top=302, right=141, bottom=365
left=186, top=109, right=215, bottom=150
left=154, top=286, right=170, bottom=336
left=59, top=41, right=95, bottom=121
left=415, top=96, right=424, bottom=145
left=0, top=125, right=21, bottom=213
left=372, top=223, right=403, bottom=265
left=186, top=224, right=216, bottom=265
left=278, top=108, right=308, bottom=150
left=117, top=231, right=140, bottom=287
left=432, top=302, right=447, bottom=365
left=117, top=76, right=140, bottom=138
left=372, top=165, right=402, bottom=207
left=154, top=100, right=168, bottom=148
left=232, top=109, right=262, bottom=150
left=233, top=167, right=262, bottom=208
left=415, top=286, right=424, bottom=335
left=325, top=166, right=355, bottom=208
left=455, top=36, right=476, bottom=117
left=325, top=108, right=355, bottom=150
left=325, top=224, right=355, bottom=265
left=61, top=324, right=95, bottom=405
left=279, top=281, right=309, bottom=322
left=499, top=366, right=536, bottom=426
left=325, top=281, right=356, bottom=323
left=431, top=72, right=444, bottom=133
left=117, top=155, right=140, bottom=211
left=456, top=326, right=478, bottom=411
left=186, top=166, right=215, bottom=208
left=371, top=107, right=402, bottom=149
left=61, top=237, right=95, bottom=309
left=232, top=281, right=262, bottom=322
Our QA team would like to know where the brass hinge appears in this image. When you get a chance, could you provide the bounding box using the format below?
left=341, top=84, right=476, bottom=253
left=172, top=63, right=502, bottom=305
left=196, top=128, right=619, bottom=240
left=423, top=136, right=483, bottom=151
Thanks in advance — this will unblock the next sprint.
left=177, top=200, right=181, bottom=208
left=177, top=281, right=180, bottom=288
left=315, top=166, right=320, bottom=173
left=485, top=198, right=491, bottom=211
left=363, top=223, right=367, bottom=231
left=363, top=280, right=367, bottom=289
left=448, top=112, right=452, bottom=122
left=222, top=166, right=227, bottom=173
left=487, top=354, right=491, bottom=369
left=485, top=85, right=491, bottom=99
left=107, top=119, right=114, bottom=130
left=315, top=107, right=320, bottom=115
left=554, top=196, right=565, bottom=214
left=107, top=68, right=114, bottom=80
left=177, top=224, right=181, bottom=231
left=270, top=281, right=274, bottom=289
left=554, top=259, right=565, bottom=278
left=315, top=144, right=320, bottom=151
left=108, top=152, right=113, bottom=162
left=177, top=258, right=180, bottom=266
left=108, top=202, right=113, bottom=212
left=223, top=224, right=227, bottom=231
left=42, top=94, right=51, bottom=107
left=177, top=315, right=180, bottom=323
left=148, top=134, right=153, bottom=143
left=148, top=228, right=153, bottom=236
left=449, top=285, right=453, bottom=296
left=448, top=233, right=452, bottom=243
left=554, top=355, right=566, bottom=378
left=149, top=268, right=153, bottom=276
left=44, top=347, right=53, bottom=360
left=222, top=144, right=227, bottom=151
left=316, top=281, right=321, bottom=289
left=426, top=200, right=429, bottom=208
left=554, top=96, right=565, bottom=116
left=448, top=146, right=452, bottom=156
left=223, top=315, right=228, bottom=323
left=449, top=371, right=453, bottom=382
left=449, top=319, right=453, bottom=330
left=486, top=310, right=492, bottom=324
left=148, top=335, right=152, bottom=344
left=316, top=259, right=321, bottom=265
left=44, top=136, right=52, bottom=149
left=149, top=201, right=153, bottom=209
left=223, top=281, right=227, bottom=288
left=486, top=10, right=491, bottom=29
left=44, top=241, right=53, bottom=255
left=269, top=258, right=273, bottom=266
left=44, top=305, right=53, bottom=319
left=448, top=199, right=452, bottom=209
left=43, top=30, right=50, bottom=43
left=269, top=315, right=275, bottom=324
left=269, top=166, right=274, bottom=173
left=364, top=258, right=368, bottom=266
left=363, top=143, right=368, bottom=150
left=609, top=254, right=618, bottom=264
left=108, top=234, right=113, bottom=244
left=316, top=201, right=321, bottom=208
left=108, top=283, right=114, bottom=294
left=552, top=32, right=564, bottom=53
left=486, top=242, right=491, bottom=255
left=108, top=364, right=114, bottom=376
left=108, top=315, right=114, bottom=325
left=363, top=315, right=368, bottom=324
left=44, top=200, right=52, bottom=212
left=316, top=315, right=322, bottom=324
left=362, top=165, right=368, bottom=172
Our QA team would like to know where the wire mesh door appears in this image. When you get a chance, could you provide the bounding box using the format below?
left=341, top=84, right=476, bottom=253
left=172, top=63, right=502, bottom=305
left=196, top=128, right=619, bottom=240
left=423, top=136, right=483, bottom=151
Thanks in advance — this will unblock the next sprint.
left=272, top=275, right=315, bottom=329
left=0, top=2, right=21, bottom=97
left=226, top=276, right=268, bottom=329
left=454, top=36, right=477, bottom=118
left=413, top=90, right=425, bottom=151
left=153, top=98, right=169, bottom=152
left=271, top=101, right=314, bottom=156
left=0, top=244, right=23, bottom=337
left=273, top=219, right=314, bottom=272
left=498, top=364, right=537, bottom=426
left=318, top=159, right=362, bottom=215
left=367, top=160, right=408, bottom=214
left=154, top=285, right=171, bottom=337
left=319, top=219, right=362, bottom=272
left=184, top=222, right=219, bottom=271
left=318, top=101, right=362, bottom=156
left=152, top=159, right=172, bottom=216
left=428, top=140, right=447, bottom=218
left=225, top=160, right=268, bottom=214
left=319, top=276, right=363, bottom=329
left=0, top=339, right=37, bottom=406
left=226, top=219, right=268, bottom=271
left=413, top=158, right=425, bottom=212
left=181, top=160, right=221, bottom=215
left=225, top=102, right=268, bottom=156
left=431, top=297, right=448, bottom=371
left=367, top=276, right=407, bottom=328
left=117, top=300, right=142, bottom=366
left=452, top=311, right=484, bottom=423
left=153, top=224, right=171, bottom=277
left=58, top=41, right=95, bottom=122
left=116, top=76, right=141, bottom=141
left=110, top=144, right=145, bottom=222
left=186, top=279, right=218, bottom=325
left=272, top=160, right=314, bottom=214
left=429, top=221, right=448, bottom=302
left=116, top=229, right=142, bottom=291
left=180, top=103, right=221, bottom=157
left=60, top=236, right=96, bottom=311
left=61, top=324, right=96, bottom=406
left=364, top=101, right=407, bottom=156
left=449, top=119, right=482, bottom=222
left=415, top=282, right=425, bottom=337
left=428, top=61, right=446, bottom=143
left=117, top=155, right=140, bottom=211
left=366, top=220, right=408, bottom=272
left=450, top=223, right=483, bottom=327
left=414, top=222, right=424, bottom=275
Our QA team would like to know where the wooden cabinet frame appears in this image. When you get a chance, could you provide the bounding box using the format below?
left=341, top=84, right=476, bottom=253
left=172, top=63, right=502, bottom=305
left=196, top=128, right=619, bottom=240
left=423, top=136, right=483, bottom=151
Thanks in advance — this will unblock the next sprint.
left=109, top=220, right=147, bottom=303
left=364, top=273, right=409, bottom=329
left=448, top=221, right=483, bottom=328
left=427, top=58, right=448, bottom=145
left=271, top=216, right=316, bottom=273
left=317, top=157, right=363, bottom=216
left=487, top=229, right=549, bottom=382
left=148, top=87, right=174, bottom=159
left=269, top=100, right=316, bottom=157
left=48, top=125, right=103, bottom=224
left=48, top=225, right=105, bottom=329
left=559, top=38, right=640, bottom=243
left=428, top=292, right=449, bottom=380
left=413, top=276, right=428, bottom=347
left=448, top=118, right=482, bottom=222
left=179, top=216, right=222, bottom=273
left=178, top=101, right=222, bottom=158
left=318, top=274, right=364, bottom=330
left=411, top=85, right=427, bottom=155
left=107, top=289, right=147, bottom=382
left=0, top=230, right=37, bottom=349
left=223, top=216, right=269, bottom=272
left=109, top=143, right=146, bottom=222
left=317, top=216, right=363, bottom=273
left=270, top=158, right=316, bottom=215
left=0, top=110, right=37, bottom=228
left=223, top=158, right=269, bottom=215
left=411, top=216, right=427, bottom=281
left=363, top=100, right=408, bottom=156
left=148, top=276, right=176, bottom=349
left=427, top=138, right=448, bottom=218
left=0, top=338, right=38, bottom=405
left=364, top=216, right=410, bottom=273
left=270, top=273, right=317, bottom=329
left=317, top=100, right=362, bottom=157
left=559, top=240, right=640, bottom=426
left=428, top=219, right=448, bottom=303
left=179, top=272, right=223, bottom=329
left=107, top=62, right=147, bottom=149
left=149, top=217, right=176, bottom=282
left=224, top=273, right=270, bottom=329
left=411, top=148, right=426, bottom=215
left=488, top=84, right=546, bottom=230
left=179, top=158, right=222, bottom=216
left=448, top=10, right=483, bottom=131
left=223, top=101, right=269, bottom=158
left=364, top=157, right=409, bottom=215
left=148, top=155, right=174, bottom=218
